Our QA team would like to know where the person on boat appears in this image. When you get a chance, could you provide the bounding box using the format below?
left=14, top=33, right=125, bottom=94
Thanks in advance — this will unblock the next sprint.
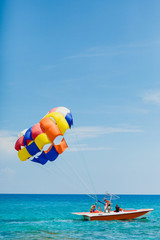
left=108, top=203, right=111, bottom=213
left=90, top=202, right=97, bottom=213
left=104, top=199, right=110, bottom=213
left=115, top=204, right=120, bottom=212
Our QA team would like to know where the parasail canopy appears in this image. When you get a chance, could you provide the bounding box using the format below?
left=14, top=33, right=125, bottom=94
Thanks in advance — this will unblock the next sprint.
left=15, top=107, right=73, bottom=165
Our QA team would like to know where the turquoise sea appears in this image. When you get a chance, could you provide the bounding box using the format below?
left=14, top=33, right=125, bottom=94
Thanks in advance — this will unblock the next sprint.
left=0, top=194, right=160, bottom=239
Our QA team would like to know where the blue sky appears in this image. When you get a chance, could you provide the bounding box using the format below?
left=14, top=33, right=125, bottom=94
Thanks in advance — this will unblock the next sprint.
left=0, top=0, right=160, bottom=194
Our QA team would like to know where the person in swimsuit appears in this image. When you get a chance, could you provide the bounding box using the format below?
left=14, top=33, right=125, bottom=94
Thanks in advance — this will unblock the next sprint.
left=104, top=199, right=110, bottom=213
left=90, top=202, right=97, bottom=213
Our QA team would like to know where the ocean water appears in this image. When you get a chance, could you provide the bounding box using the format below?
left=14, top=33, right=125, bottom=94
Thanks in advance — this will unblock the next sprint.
left=0, top=194, right=159, bottom=239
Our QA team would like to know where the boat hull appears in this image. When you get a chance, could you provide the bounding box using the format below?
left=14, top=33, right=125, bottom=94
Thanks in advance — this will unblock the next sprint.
left=73, top=209, right=153, bottom=221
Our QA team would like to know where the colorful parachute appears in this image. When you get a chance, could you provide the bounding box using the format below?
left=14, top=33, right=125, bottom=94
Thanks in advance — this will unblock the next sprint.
left=15, top=107, right=73, bottom=165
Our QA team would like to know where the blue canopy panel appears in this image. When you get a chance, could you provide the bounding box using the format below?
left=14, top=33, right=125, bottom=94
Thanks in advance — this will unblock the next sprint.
left=31, top=145, right=59, bottom=165
left=26, top=141, right=40, bottom=156
left=23, top=127, right=33, bottom=146
left=65, top=113, right=73, bottom=128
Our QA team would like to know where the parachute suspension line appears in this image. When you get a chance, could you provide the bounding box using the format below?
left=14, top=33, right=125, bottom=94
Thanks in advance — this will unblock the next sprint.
left=64, top=153, right=97, bottom=201
left=45, top=158, right=88, bottom=193
left=71, top=125, right=98, bottom=201
left=31, top=159, right=85, bottom=194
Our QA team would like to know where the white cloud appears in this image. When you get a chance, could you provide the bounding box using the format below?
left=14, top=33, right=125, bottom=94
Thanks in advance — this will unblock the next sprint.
left=66, top=125, right=142, bottom=152
left=67, top=40, right=160, bottom=59
left=142, top=90, right=160, bottom=105
left=68, top=144, right=112, bottom=152
left=67, top=46, right=123, bottom=59
left=68, top=126, right=142, bottom=141
left=0, top=130, right=17, bottom=156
